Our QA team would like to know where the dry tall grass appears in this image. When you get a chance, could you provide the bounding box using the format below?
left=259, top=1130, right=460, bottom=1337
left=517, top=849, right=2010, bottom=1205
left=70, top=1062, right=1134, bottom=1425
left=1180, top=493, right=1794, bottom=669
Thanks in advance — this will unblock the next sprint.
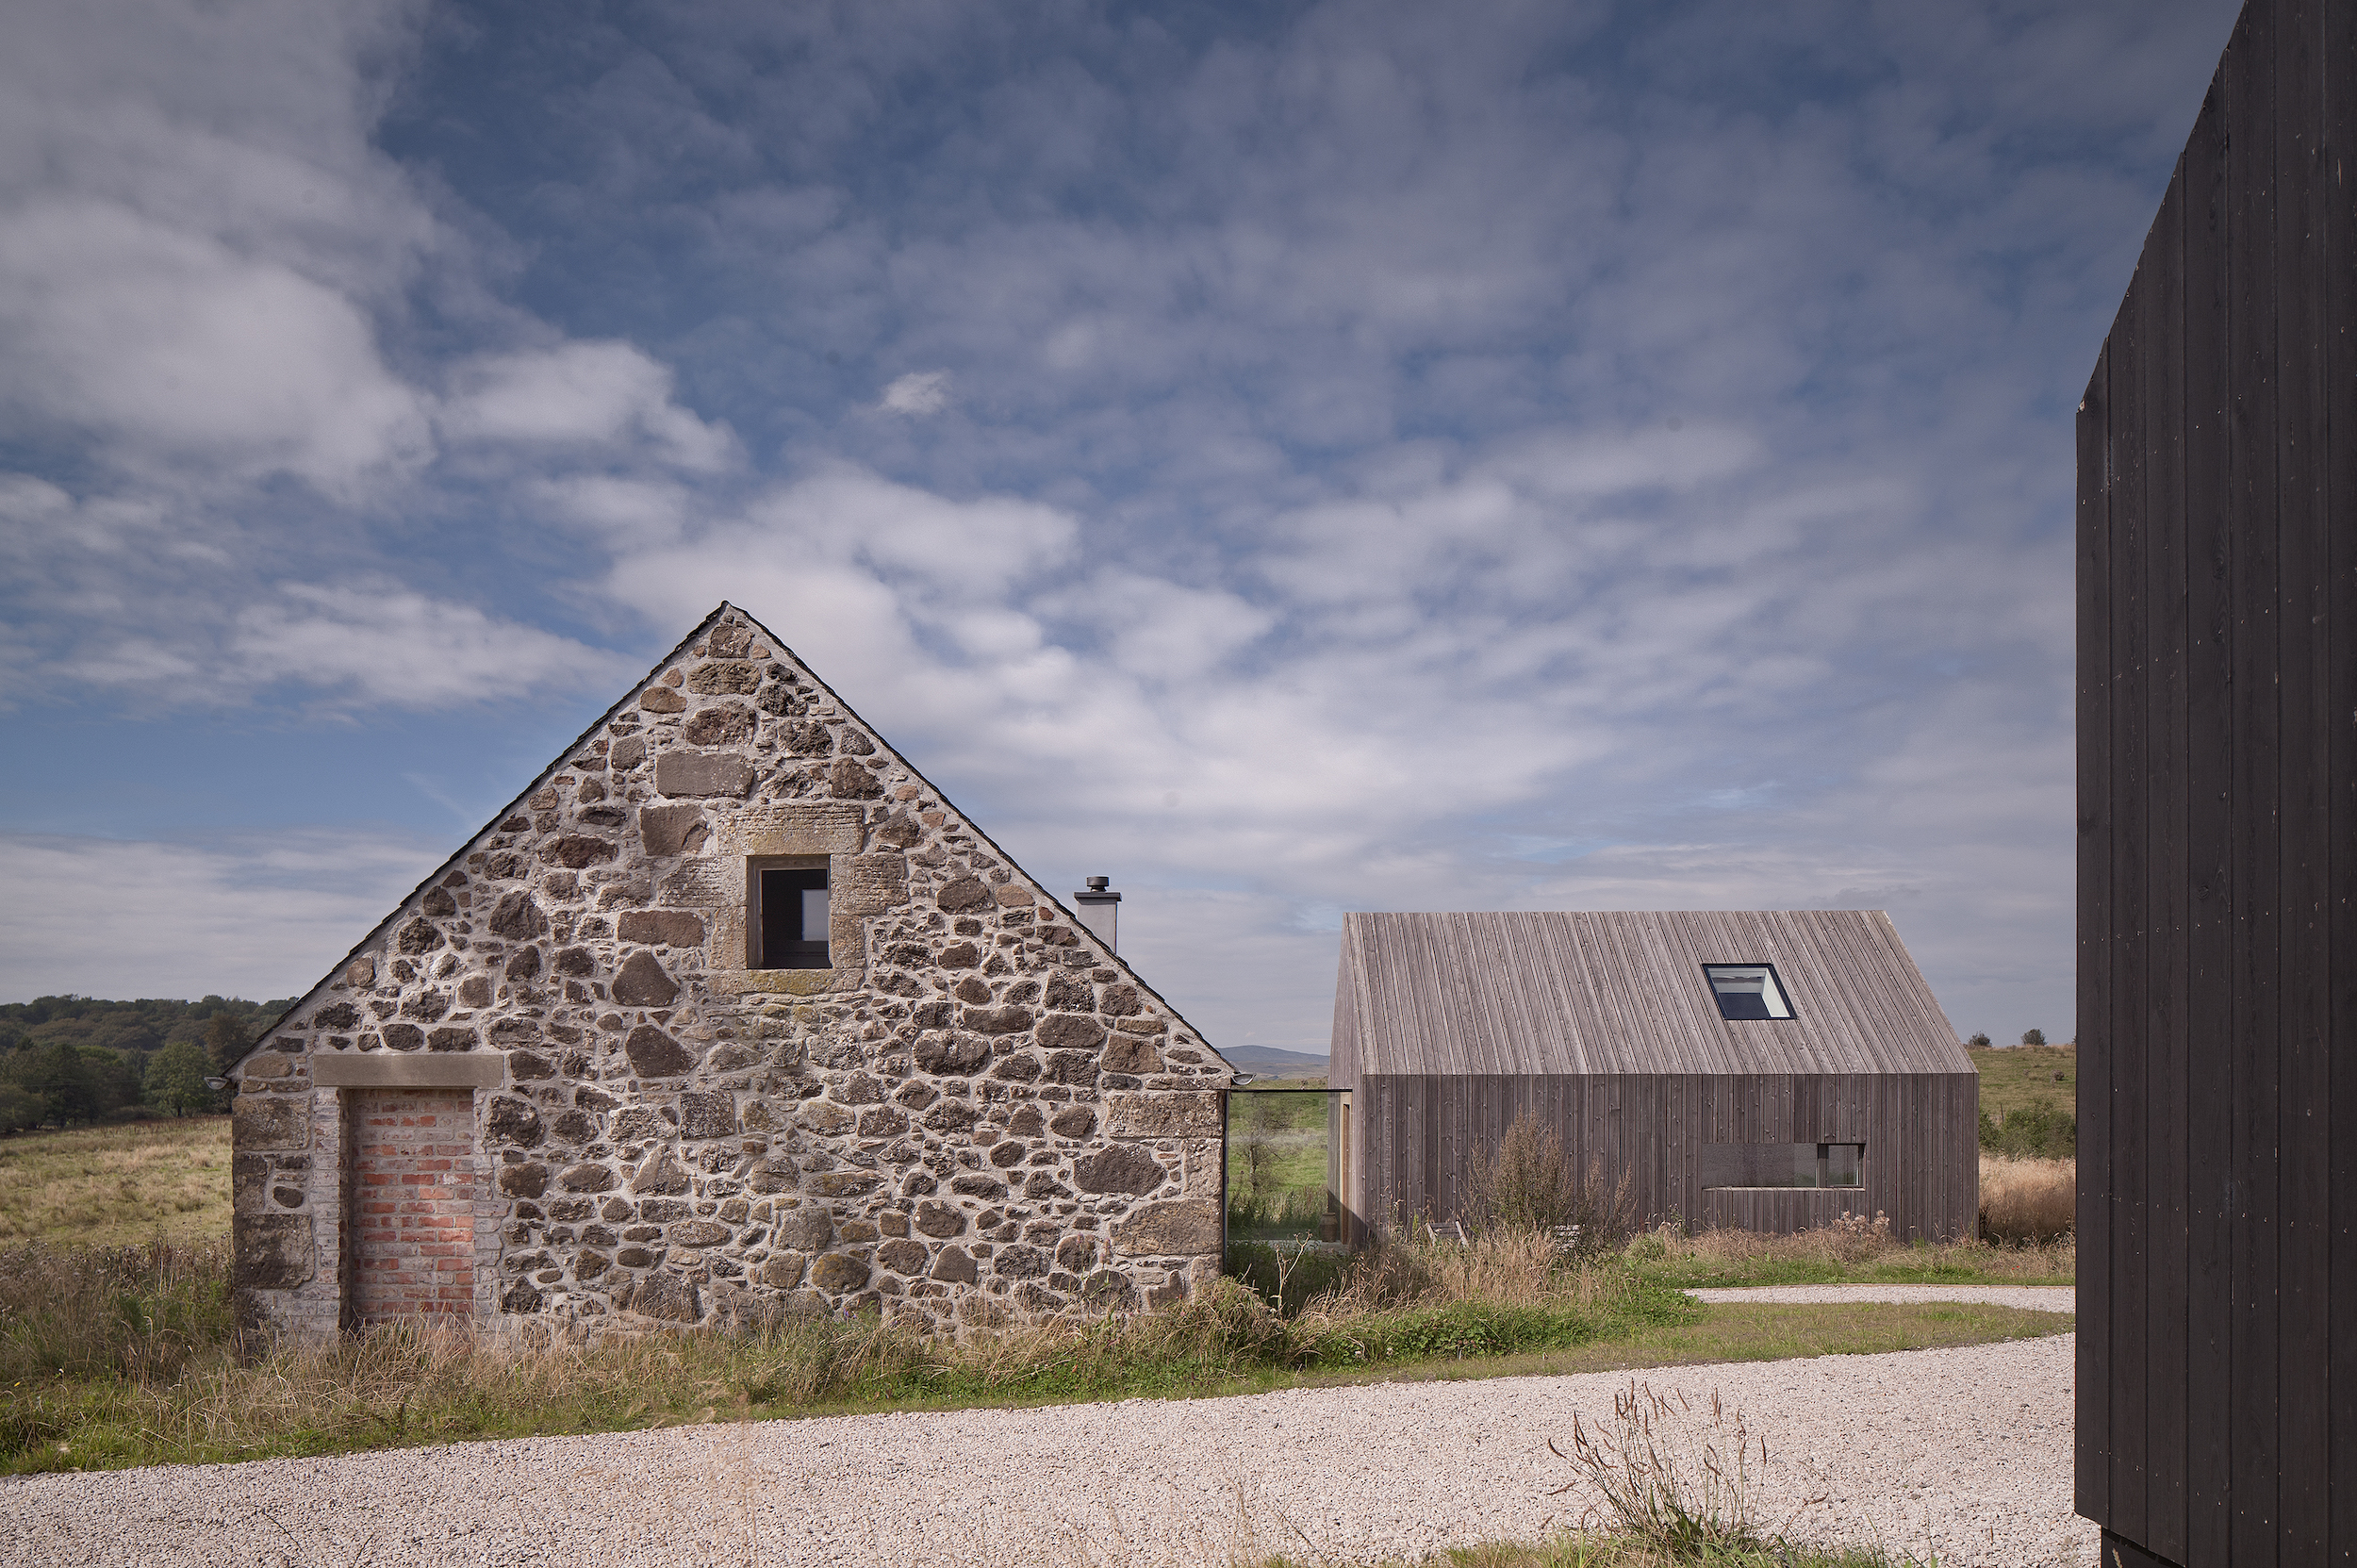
left=1978, top=1154, right=2075, bottom=1245
left=4, top=1227, right=1687, bottom=1471
left=0, top=1118, right=231, bottom=1246
left=1308, top=1224, right=1621, bottom=1315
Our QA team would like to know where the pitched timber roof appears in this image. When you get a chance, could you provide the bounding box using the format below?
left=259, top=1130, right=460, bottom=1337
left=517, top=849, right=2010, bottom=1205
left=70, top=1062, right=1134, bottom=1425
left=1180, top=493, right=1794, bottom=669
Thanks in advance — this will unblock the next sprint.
left=1332, top=910, right=1970, bottom=1080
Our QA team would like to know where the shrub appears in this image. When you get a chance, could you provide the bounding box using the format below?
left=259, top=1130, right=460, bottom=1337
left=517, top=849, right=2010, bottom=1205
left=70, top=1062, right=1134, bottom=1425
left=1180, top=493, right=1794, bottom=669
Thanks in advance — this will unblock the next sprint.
left=2020, top=1027, right=2048, bottom=1047
left=1980, top=1154, right=2074, bottom=1244
left=1967, top=1032, right=1991, bottom=1048
left=1468, top=1115, right=1639, bottom=1254
left=1980, top=1102, right=2076, bottom=1159
left=0, top=1084, right=41, bottom=1134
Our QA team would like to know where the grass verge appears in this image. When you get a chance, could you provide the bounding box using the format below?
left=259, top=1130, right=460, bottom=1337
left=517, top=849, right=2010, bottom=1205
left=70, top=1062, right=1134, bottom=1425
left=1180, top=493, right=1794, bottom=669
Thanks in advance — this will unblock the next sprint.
left=1, top=1230, right=2069, bottom=1476
left=1624, top=1219, right=2072, bottom=1290
left=0, top=1117, right=231, bottom=1247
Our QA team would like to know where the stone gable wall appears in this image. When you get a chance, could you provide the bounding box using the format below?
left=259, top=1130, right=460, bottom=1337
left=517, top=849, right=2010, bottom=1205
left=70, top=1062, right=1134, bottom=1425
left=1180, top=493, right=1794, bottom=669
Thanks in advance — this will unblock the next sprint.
left=231, top=607, right=1229, bottom=1338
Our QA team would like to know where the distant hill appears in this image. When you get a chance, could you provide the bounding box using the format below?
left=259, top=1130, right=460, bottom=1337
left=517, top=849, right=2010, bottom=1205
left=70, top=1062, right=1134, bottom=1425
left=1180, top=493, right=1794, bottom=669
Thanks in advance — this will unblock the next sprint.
left=1221, top=1045, right=1329, bottom=1080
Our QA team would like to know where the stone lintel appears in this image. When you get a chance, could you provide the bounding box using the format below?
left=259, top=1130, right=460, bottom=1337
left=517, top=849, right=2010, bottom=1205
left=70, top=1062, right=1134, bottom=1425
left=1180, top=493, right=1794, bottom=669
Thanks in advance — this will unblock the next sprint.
left=653, top=751, right=754, bottom=798
left=719, top=803, right=865, bottom=857
left=312, top=1053, right=509, bottom=1088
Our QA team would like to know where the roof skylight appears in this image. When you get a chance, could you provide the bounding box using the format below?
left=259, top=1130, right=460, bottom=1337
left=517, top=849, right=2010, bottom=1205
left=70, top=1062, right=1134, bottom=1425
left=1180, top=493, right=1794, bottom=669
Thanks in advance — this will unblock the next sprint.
left=1702, top=963, right=1795, bottom=1021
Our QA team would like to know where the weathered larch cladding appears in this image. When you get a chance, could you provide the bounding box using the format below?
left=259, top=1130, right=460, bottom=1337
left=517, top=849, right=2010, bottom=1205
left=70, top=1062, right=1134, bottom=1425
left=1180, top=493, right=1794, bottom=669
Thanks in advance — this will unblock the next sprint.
left=1331, top=910, right=1975, bottom=1245
left=229, top=603, right=1229, bottom=1340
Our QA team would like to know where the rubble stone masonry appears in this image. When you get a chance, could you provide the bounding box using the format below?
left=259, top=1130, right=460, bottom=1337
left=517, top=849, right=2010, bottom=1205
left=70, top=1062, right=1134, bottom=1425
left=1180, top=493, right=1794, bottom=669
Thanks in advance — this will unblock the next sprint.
left=229, top=604, right=1230, bottom=1340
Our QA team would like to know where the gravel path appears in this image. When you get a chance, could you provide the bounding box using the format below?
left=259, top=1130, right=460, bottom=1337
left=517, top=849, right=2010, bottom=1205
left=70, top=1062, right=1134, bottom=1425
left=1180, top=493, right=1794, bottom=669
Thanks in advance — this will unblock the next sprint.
left=1685, top=1284, right=2077, bottom=1312
left=6, top=1333, right=2089, bottom=1568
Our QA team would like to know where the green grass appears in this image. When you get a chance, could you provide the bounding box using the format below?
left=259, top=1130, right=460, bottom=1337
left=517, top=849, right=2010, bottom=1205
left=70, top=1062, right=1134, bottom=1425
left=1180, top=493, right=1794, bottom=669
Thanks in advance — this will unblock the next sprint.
left=1228, top=1081, right=1333, bottom=1239
left=0, top=1117, right=231, bottom=1246
left=1967, top=1043, right=2077, bottom=1120
left=1624, top=1228, right=2073, bottom=1290
left=1969, top=1044, right=2078, bottom=1160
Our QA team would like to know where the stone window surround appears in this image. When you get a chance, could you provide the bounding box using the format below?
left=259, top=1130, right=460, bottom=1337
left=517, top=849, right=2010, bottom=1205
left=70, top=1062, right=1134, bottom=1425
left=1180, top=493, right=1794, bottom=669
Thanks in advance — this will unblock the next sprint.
left=705, top=804, right=873, bottom=997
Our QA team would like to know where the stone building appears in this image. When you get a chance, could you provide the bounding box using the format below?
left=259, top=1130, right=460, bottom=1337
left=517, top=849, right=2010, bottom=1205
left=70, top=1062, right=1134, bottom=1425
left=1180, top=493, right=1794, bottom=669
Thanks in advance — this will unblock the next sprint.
left=227, top=603, right=1231, bottom=1339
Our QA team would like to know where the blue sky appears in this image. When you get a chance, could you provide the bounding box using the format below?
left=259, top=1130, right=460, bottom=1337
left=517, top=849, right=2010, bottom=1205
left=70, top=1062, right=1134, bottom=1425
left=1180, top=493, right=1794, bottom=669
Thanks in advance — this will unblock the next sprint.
left=0, top=0, right=2236, bottom=1051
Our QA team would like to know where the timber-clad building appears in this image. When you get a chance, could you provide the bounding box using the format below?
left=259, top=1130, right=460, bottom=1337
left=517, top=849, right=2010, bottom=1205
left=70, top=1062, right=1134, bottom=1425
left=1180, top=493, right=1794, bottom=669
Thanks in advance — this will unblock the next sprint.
left=1327, top=910, right=1977, bottom=1244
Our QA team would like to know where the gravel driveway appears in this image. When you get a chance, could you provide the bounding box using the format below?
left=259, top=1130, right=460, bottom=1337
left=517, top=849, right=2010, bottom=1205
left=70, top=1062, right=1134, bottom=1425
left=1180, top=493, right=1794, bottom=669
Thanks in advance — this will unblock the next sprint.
left=7, top=1319, right=2088, bottom=1568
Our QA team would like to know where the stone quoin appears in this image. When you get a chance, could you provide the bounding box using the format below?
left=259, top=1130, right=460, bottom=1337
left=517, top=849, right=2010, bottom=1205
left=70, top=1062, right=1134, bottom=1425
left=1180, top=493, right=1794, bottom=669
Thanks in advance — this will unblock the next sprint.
left=227, top=603, right=1232, bottom=1339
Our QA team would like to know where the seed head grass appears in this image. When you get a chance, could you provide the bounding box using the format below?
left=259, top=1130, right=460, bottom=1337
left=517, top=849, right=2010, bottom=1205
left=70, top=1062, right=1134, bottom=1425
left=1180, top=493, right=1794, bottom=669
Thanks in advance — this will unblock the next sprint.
left=1974, top=1156, right=2074, bottom=1246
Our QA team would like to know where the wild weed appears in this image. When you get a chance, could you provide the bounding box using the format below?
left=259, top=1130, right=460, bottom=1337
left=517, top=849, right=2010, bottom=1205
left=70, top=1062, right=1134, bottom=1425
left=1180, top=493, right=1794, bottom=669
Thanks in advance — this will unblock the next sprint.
left=1556, top=1382, right=1779, bottom=1556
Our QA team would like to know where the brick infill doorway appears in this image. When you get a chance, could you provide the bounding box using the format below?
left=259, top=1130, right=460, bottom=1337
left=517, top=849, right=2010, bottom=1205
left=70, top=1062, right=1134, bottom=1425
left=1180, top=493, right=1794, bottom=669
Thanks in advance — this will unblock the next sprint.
left=345, top=1087, right=483, bottom=1327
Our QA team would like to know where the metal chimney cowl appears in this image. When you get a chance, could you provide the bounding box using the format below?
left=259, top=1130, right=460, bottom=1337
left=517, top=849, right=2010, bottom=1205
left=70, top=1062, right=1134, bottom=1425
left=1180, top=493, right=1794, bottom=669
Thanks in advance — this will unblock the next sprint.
left=1073, top=875, right=1121, bottom=953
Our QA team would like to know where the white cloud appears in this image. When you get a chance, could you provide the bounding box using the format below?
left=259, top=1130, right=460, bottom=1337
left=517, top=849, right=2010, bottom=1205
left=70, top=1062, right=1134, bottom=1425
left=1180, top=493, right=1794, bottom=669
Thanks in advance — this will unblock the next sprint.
left=0, top=0, right=439, bottom=496
left=441, top=342, right=738, bottom=472
left=0, top=830, right=444, bottom=1003
left=877, top=370, right=950, bottom=416
left=229, top=583, right=631, bottom=707
left=0, top=200, right=432, bottom=493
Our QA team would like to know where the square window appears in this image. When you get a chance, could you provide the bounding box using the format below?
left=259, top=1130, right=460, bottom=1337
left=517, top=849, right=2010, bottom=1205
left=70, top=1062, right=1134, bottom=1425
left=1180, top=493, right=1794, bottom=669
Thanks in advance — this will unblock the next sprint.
left=1701, top=963, right=1794, bottom=1020
left=755, top=866, right=830, bottom=969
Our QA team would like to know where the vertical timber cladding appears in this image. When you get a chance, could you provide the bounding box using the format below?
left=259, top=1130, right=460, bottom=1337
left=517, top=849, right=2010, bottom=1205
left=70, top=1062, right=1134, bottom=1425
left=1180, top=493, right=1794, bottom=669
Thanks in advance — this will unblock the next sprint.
left=1332, top=911, right=1976, bottom=1245
left=1353, top=1073, right=1968, bottom=1239
left=2076, top=1, right=2355, bottom=1562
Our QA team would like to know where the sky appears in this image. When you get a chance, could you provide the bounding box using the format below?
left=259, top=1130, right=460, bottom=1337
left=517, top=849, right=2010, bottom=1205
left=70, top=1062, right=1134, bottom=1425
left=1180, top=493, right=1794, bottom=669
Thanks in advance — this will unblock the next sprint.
left=0, top=0, right=2240, bottom=1053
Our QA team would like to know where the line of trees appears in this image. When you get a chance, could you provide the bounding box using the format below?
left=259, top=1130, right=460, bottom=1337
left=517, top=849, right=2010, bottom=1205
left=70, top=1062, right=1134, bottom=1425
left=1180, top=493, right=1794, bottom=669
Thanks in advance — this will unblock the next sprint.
left=0, top=995, right=295, bottom=1133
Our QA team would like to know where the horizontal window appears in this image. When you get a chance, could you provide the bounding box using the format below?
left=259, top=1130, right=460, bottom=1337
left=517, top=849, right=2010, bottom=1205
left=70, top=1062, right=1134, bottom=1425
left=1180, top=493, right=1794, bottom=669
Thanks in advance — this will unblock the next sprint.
left=1698, top=1142, right=1864, bottom=1189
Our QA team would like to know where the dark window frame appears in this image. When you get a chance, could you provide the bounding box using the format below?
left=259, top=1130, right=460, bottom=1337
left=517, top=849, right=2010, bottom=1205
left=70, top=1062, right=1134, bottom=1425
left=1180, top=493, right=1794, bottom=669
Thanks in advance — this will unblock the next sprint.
left=750, top=859, right=831, bottom=970
left=1699, top=961, right=1797, bottom=1021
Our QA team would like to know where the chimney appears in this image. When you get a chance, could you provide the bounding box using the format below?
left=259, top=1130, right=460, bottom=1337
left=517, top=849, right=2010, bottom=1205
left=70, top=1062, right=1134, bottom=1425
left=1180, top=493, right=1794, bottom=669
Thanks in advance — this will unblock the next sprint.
left=1073, top=875, right=1121, bottom=953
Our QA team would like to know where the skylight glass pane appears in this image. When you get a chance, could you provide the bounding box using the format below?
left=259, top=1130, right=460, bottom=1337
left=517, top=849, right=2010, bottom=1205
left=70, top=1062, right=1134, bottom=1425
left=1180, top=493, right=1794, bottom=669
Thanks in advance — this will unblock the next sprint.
left=1702, top=964, right=1794, bottom=1020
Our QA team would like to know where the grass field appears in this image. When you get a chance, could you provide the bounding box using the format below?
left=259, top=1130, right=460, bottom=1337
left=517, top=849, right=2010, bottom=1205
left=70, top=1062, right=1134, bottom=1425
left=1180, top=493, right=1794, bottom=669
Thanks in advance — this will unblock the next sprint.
left=0, top=1118, right=231, bottom=1247
left=1968, top=1043, right=2076, bottom=1118
left=0, top=1120, right=2075, bottom=1475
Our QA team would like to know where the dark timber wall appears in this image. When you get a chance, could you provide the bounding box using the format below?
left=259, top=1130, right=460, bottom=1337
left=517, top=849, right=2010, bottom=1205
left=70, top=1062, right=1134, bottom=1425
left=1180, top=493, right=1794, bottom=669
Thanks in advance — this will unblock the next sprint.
left=2076, top=2, right=2355, bottom=1563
